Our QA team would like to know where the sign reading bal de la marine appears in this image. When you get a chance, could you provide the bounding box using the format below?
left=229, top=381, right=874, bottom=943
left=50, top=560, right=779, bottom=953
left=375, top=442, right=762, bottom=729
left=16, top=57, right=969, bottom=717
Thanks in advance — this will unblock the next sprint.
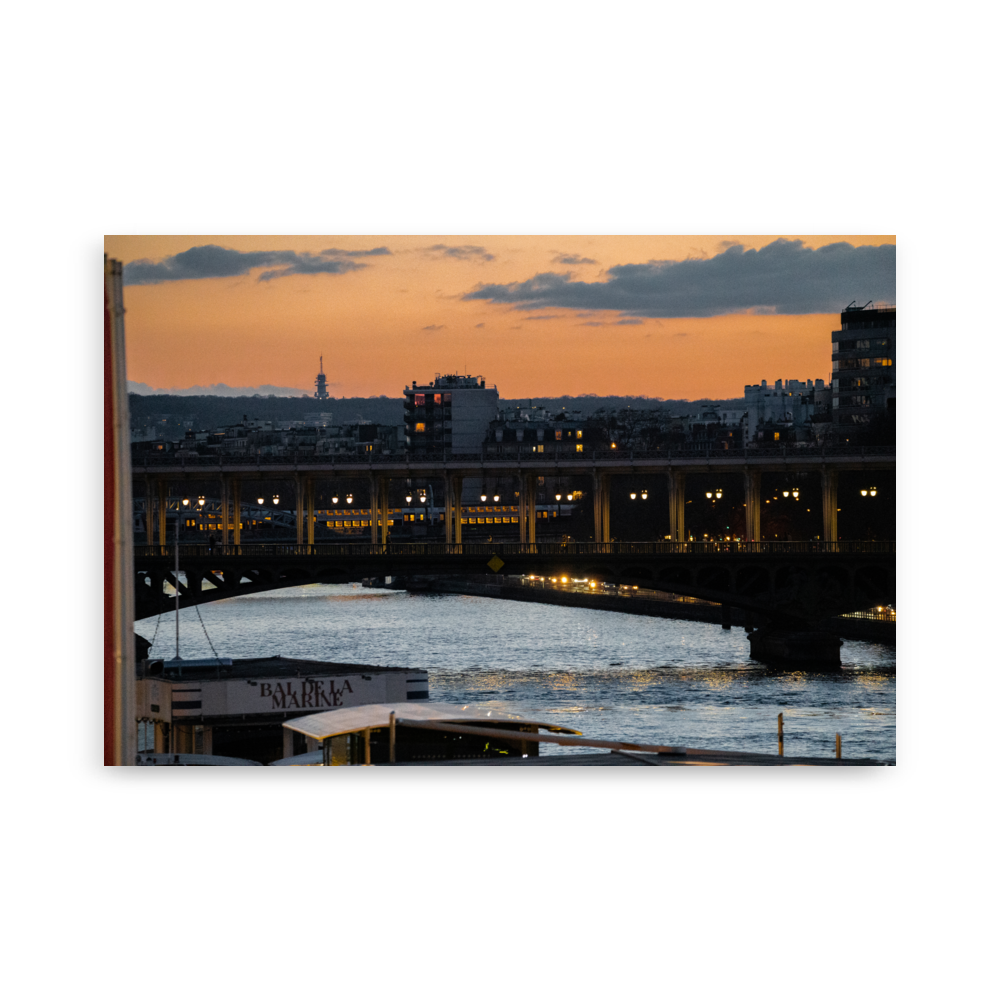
left=136, top=668, right=426, bottom=724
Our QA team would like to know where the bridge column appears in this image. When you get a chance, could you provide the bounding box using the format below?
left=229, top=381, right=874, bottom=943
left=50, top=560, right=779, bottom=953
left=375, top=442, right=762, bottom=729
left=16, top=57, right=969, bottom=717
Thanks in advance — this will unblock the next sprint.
left=526, top=474, right=537, bottom=544
left=144, top=477, right=155, bottom=545
left=667, top=471, right=685, bottom=542
left=295, top=475, right=304, bottom=545
left=369, top=476, right=388, bottom=545
left=157, top=480, right=167, bottom=548
left=451, top=475, right=464, bottom=545
left=444, top=476, right=453, bottom=545
left=220, top=476, right=230, bottom=547
left=743, top=469, right=761, bottom=542
left=519, top=478, right=527, bottom=543
left=306, top=477, right=315, bottom=547
left=232, top=478, right=242, bottom=547
left=590, top=475, right=599, bottom=542
left=379, top=479, right=390, bottom=545
left=592, top=473, right=610, bottom=543
left=821, top=469, right=838, bottom=543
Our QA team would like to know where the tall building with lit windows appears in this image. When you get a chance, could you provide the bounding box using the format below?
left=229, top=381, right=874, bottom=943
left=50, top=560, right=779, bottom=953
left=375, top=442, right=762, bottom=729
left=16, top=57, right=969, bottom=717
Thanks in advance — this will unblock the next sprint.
left=831, top=302, right=895, bottom=434
left=403, top=374, right=499, bottom=454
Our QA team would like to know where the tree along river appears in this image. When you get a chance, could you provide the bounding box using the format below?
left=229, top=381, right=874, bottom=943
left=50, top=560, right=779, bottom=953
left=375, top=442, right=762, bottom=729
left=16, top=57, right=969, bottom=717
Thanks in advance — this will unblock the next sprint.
left=137, top=583, right=896, bottom=762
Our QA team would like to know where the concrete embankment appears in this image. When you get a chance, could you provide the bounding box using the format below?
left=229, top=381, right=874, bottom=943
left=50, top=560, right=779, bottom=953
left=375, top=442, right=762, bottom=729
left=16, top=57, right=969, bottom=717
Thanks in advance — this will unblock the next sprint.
left=392, top=577, right=895, bottom=646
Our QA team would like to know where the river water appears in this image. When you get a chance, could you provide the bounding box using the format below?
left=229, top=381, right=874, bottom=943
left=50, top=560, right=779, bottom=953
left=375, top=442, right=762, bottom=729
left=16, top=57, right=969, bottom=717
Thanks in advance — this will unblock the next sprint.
left=137, top=583, right=896, bottom=762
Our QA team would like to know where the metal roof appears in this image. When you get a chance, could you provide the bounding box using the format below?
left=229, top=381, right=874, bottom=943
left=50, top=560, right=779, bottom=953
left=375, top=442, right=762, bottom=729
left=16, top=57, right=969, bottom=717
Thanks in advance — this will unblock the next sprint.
left=137, top=655, right=420, bottom=681
left=282, top=702, right=582, bottom=741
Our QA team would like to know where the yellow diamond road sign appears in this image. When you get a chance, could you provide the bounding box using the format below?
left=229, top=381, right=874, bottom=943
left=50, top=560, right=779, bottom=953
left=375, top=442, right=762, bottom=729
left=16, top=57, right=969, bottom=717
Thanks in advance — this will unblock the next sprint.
left=487, top=555, right=504, bottom=573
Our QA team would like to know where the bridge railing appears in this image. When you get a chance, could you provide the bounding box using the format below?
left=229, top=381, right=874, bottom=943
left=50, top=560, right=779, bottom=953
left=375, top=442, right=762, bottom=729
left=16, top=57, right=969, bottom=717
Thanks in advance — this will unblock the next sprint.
left=134, top=540, right=895, bottom=558
left=131, top=443, right=896, bottom=469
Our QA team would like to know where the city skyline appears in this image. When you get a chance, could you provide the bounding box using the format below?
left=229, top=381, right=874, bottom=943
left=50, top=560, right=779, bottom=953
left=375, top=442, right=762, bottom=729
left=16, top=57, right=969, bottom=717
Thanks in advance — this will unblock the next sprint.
left=104, top=235, right=895, bottom=400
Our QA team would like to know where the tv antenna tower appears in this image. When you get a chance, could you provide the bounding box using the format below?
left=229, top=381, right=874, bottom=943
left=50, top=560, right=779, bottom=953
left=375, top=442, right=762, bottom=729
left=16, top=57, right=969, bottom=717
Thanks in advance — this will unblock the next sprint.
left=314, top=356, right=329, bottom=400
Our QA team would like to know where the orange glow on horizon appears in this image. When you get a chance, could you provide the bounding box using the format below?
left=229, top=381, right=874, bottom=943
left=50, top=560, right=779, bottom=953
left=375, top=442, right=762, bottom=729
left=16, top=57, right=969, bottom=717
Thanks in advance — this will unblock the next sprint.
left=104, top=234, right=895, bottom=400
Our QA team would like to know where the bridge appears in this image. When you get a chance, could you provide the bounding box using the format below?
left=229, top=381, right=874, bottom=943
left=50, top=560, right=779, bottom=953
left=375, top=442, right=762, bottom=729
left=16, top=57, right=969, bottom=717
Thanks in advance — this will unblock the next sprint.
left=132, top=446, right=895, bottom=547
left=134, top=540, right=895, bottom=632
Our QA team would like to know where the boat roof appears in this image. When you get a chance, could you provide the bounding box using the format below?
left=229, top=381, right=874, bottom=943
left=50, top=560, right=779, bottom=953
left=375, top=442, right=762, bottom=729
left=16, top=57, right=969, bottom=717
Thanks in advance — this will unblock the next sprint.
left=137, top=655, right=420, bottom=681
left=282, top=702, right=582, bottom=741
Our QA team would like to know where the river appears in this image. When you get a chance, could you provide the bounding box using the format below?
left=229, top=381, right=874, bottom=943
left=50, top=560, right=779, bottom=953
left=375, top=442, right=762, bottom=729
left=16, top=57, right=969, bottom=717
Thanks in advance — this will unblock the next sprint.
left=137, top=583, right=896, bottom=762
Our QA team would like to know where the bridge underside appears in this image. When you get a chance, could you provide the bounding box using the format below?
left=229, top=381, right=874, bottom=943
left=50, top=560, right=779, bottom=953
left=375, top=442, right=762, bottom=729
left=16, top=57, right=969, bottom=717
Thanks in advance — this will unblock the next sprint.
left=134, top=545, right=894, bottom=629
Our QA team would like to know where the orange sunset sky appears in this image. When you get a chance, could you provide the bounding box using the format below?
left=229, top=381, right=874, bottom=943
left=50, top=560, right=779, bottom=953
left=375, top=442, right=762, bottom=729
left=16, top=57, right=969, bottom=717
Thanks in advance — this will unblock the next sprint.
left=104, top=235, right=896, bottom=400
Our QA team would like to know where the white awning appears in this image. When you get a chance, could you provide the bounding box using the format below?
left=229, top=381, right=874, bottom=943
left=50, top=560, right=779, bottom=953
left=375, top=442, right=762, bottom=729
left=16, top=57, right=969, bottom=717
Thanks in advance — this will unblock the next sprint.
left=282, top=702, right=581, bottom=741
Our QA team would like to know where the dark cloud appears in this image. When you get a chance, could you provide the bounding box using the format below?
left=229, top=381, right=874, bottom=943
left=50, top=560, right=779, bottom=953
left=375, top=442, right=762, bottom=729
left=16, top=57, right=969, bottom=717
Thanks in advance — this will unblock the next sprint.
left=463, top=239, right=895, bottom=317
left=616, top=318, right=644, bottom=325
left=422, top=324, right=446, bottom=331
left=474, top=322, right=486, bottom=328
left=123, top=244, right=389, bottom=285
left=525, top=315, right=560, bottom=321
left=321, top=246, right=391, bottom=257
left=423, top=243, right=495, bottom=262
left=552, top=253, right=598, bottom=265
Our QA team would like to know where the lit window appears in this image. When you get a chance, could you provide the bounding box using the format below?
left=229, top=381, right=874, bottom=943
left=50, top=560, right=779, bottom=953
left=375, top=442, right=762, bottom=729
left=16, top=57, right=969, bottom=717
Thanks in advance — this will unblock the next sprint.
left=555, top=430, right=562, bottom=441
left=774, top=432, right=780, bottom=441
left=537, top=444, right=544, bottom=453
left=434, top=393, right=442, bottom=404
left=576, top=443, right=583, bottom=452
left=415, top=423, right=426, bottom=432
left=576, top=430, right=583, bottom=439
left=414, top=393, right=425, bottom=405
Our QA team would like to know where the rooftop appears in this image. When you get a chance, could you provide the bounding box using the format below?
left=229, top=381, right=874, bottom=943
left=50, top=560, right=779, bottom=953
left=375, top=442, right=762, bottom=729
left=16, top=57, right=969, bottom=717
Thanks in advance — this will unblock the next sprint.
left=136, top=655, right=413, bottom=681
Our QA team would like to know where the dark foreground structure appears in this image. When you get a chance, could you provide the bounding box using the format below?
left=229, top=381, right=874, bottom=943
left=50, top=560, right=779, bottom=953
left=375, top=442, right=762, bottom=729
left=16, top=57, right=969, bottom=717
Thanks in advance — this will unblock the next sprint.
left=277, top=704, right=889, bottom=766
